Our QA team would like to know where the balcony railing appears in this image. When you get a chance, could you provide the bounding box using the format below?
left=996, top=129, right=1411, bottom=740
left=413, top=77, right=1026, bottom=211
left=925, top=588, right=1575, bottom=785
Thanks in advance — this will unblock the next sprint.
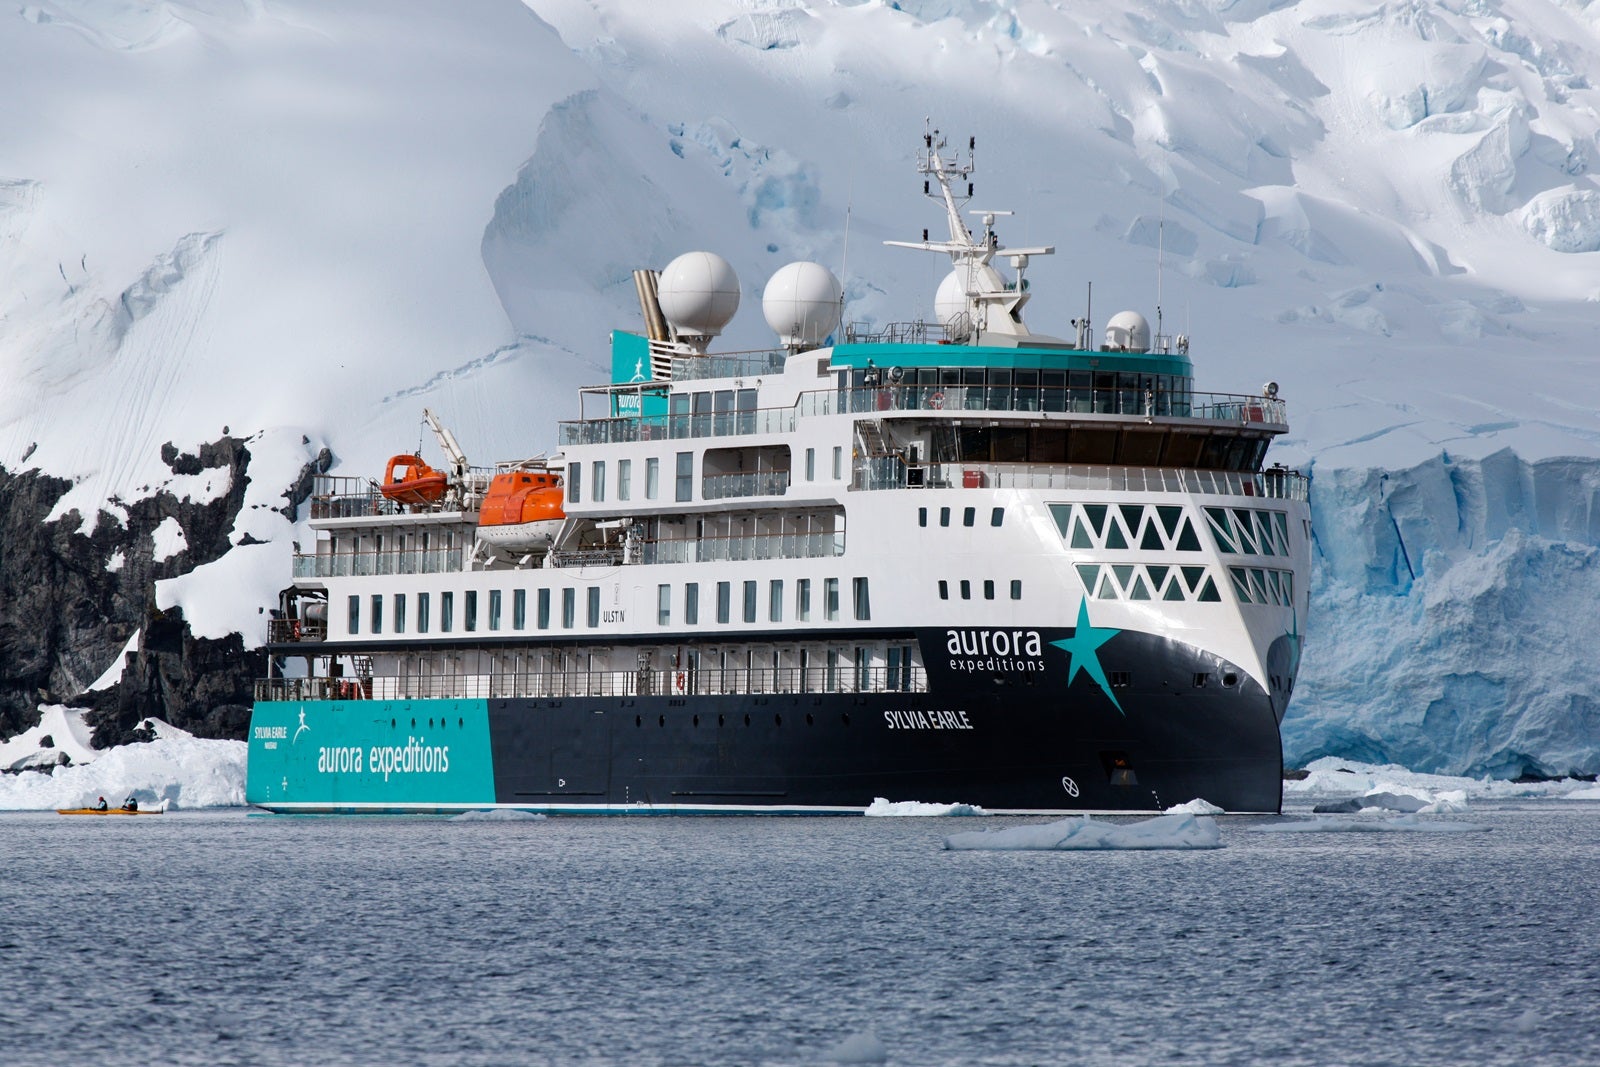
left=637, top=531, right=844, bottom=565
left=256, top=665, right=927, bottom=703
left=800, top=385, right=1286, bottom=424
left=701, top=470, right=790, bottom=500
left=558, top=407, right=796, bottom=446
left=293, top=547, right=469, bottom=579
left=854, top=459, right=1310, bottom=500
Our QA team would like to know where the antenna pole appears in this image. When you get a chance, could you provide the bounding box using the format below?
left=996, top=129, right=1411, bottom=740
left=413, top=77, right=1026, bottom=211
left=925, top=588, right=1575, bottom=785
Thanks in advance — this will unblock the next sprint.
left=1156, top=196, right=1165, bottom=349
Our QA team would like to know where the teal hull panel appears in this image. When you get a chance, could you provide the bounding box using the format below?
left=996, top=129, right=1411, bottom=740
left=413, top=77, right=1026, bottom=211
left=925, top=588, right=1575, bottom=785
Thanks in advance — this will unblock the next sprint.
left=247, top=700, right=495, bottom=810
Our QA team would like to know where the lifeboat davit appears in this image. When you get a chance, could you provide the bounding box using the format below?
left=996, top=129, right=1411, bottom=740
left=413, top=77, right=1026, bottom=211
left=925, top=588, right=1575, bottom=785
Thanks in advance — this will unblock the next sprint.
left=379, top=454, right=448, bottom=507
left=477, top=470, right=565, bottom=553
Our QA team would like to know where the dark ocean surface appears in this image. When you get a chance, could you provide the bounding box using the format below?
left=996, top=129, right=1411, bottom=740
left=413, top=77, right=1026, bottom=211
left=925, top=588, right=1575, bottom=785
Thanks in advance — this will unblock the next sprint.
left=2, top=803, right=1597, bottom=1066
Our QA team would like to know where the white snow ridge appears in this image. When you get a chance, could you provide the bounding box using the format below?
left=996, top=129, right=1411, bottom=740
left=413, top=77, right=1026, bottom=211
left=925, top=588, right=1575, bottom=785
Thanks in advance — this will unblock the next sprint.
left=944, top=814, right=1223, bottom=851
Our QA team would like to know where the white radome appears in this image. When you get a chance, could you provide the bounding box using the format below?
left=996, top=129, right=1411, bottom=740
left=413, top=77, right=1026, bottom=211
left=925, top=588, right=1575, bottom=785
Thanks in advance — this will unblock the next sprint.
left=762, top=261, right=842, bottom=347
left=1104, top=310, right=1151, bottom=352
left=935, top=265, right=1005, bottom=340
left=657, top=251, right=741, bottom=338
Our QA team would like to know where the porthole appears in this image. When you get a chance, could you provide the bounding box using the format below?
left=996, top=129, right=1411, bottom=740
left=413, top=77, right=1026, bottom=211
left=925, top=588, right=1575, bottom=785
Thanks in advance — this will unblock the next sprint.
left=659, top=714, right=666, bottom=727
left=744, top=714, right=751, bottom=726
left=458, top=718, right=463, bottom=728
left=693, top=714, right=700, bottom=727
left=390, top=719, right=396, bottom=728
left=635, top=715, right=642, bottom=727
left=410, top=718, right=416, bottom=728
left=806, top=713, right=814, bottom=726
left=1222, top=672, right=1239, bottom=688
left=718, top=714, right=725, bottom=727
left=842, top=713, right=851, bottom=726
left=775, top=714, right=783, bottom=726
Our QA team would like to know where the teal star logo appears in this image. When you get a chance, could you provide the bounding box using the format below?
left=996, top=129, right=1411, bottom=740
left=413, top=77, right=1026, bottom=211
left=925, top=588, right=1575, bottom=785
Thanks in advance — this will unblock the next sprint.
left=1050, top=599, right=1124, bottom=714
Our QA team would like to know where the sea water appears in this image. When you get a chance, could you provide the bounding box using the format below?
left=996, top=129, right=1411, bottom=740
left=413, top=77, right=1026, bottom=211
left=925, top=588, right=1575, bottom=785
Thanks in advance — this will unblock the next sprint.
left=1, top=803, right=1596, bottom=1067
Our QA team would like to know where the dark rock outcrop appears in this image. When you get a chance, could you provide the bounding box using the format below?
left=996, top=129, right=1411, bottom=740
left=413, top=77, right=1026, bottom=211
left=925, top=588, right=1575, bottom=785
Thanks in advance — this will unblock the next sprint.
left=0, top=436, right=266, bottom=746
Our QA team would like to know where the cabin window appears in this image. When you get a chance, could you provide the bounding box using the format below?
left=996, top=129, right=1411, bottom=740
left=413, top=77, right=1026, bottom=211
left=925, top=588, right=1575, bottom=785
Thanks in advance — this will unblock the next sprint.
left=743, top=581, right=757, bottom=624
left=370, top=595, right=383, bottom=635
left=797, top=579, right=811, bottom=622
left=593, top=461, right=606, bottom=503
left=488, top=589, right=501, bottom=631
left=963, top=507, right=976, bottom=527
left=658, top=584, right=671, bottom=626
left=918, top=507, right=928, bottom=528
left=853, top=577, right=871, bottom=620
left=825, top=577, right=840, bottom=621
left=938, top=580, right=949, bottom=600
left=983, top=579, right=995, bottom=601
left=675, top=452, right=693, bottom=502
left=940, top=507, right=951, bottom=527
left=537, top=589, right=550, bottom=629
left=832, top=446, right=842, bottom=480
left=394, top=593, right=406, bottom=633
left=959, top=580, right=971, bottom=600
left=645, top=457, right=659, bottom=499
left=418, top=592, right=431, bottom=633
left=465, top=590, right=478, bottom=632
left=587, top=587, right=600, bottom=628
left=716, top=581, right=731, bottom=624
left=685, top=583, right=699, bottom=625
left=991, top=507, right=1004, bottom=527
left=562, top=588, right=576, bottom=629
left=770, top=580, right=784, bottom=623
left=348, top=595, right=359, bottom=634
left=512, top=589, right=525, bottom=630
left=1011, top=580, right=1022, bottom=601
left=569, top=462, right=581, bottom=503
left=805, top=448, right=815, bottom=481
left=618, top=459, right=631, bottom=501
left=441, top=592, right=454, bottom=632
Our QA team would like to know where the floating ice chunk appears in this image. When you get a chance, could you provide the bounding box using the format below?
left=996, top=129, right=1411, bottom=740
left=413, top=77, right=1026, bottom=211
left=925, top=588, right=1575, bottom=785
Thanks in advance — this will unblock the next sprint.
left=1417, top=790, right=1470, bottom=814
left=1250, top=815, right=1490, bottom=833
left=865, top=798, right=989, bottom=817
left=0, top=729, right=246, bottom=810
left=450, top=809, right=548, bottom=822
left=822, top=1032, right=888, bottom=1064
left=943, top=813, right=1222, bottom=851
left=1165, top=798, right=1225, bottom=815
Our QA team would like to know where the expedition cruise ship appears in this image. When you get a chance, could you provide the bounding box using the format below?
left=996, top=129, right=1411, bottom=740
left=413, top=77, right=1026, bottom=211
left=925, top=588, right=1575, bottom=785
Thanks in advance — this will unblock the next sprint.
left=246, top=131, right=1311, bottom=814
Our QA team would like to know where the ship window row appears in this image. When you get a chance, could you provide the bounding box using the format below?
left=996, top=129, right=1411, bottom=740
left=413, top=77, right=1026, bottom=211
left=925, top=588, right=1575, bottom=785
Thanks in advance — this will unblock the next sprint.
left=348, top=586, right=609, bottom=635
left=1050, top=502, right=1204, bottom=553
left=655, top=577, right=870, bottom=626
left=1229, top=567, right=1295, bottom=607
left=570, top=445, right=847, bottom=508
left=1204, top=506, right=1291, bottom=557
left=918, top=506, right=1005, bottom=528
left=1074, top=563, right=1223, bottom=603
left=937, top=579, right=1024, bottom=601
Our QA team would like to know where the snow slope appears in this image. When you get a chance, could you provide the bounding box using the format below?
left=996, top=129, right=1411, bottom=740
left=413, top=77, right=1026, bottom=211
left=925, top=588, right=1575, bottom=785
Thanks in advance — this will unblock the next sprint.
left=3, top=0, right=1600, bottom=774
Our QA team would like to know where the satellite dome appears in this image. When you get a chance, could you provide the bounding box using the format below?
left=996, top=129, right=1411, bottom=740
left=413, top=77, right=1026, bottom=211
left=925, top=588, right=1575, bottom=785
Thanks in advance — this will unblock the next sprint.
left=762, top=261, right=842, bottom=348
left=657, top=251, right=740, bottom=338
left=935, top=265, right=1004, bottom=342
left=1104, top=310, right=1151, bottom=353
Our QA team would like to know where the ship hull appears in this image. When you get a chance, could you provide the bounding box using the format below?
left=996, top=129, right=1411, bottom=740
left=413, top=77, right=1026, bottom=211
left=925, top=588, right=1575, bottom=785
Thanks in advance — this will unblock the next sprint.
left=246, top=628, right=1284, bottom=814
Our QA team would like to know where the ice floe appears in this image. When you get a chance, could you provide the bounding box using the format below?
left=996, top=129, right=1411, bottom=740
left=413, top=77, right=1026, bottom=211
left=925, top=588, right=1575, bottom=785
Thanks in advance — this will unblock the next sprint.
left=1164, top=798, right=1226, bottom=815
left=943, top=813, right=1222, bottom=851
left=864, top=798, right=989, bottom=817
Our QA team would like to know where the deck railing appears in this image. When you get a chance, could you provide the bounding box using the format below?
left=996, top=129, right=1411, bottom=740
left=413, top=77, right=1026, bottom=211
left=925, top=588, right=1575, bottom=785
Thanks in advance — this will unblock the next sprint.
left=256, top=665, right=927, bottom=702
left=294, top=547, right=469, bottom=579
left=854, top=459, right=1310, bottom=500
left=637, top=531, right=844, bottom=565
left=700, top=470, right=791, bottom=500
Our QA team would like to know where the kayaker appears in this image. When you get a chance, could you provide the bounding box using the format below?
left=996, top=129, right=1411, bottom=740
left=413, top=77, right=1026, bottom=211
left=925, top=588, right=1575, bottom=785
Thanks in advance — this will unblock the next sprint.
left=122, top=795, right=138, bottom=812
left=94, top=797, right=107, bottom=811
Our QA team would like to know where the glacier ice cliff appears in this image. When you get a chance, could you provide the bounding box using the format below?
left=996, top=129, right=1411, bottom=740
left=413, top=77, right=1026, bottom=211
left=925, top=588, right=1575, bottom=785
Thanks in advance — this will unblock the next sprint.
left=1289, top=450, right=1600, bottom=777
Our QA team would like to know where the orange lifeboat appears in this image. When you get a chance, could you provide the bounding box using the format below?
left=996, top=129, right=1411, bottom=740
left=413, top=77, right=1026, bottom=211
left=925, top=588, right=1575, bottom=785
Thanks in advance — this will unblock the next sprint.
left=476, top=470, right=565, bottom=553
left=379, top=454, right=448, bottom=507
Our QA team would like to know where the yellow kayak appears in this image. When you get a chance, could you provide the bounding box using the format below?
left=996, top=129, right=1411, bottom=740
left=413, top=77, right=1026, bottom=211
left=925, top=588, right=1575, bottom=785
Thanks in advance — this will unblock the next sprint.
left=57, top=807, right=162, bottom=816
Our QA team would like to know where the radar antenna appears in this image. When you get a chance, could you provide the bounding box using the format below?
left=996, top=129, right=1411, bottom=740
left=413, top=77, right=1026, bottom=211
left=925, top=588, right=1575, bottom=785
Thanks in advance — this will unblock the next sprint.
left=884, top=121, right=1055, bottom=341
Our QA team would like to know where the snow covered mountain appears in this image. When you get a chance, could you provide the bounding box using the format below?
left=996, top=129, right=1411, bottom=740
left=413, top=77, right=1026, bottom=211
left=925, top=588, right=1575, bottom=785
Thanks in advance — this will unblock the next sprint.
left=2, top=0, right=1598, bottom=775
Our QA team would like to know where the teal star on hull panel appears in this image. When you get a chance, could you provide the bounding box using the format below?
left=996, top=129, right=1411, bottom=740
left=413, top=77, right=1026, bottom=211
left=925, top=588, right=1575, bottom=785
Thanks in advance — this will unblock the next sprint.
left=1049, top=600, right=1124, bottom=714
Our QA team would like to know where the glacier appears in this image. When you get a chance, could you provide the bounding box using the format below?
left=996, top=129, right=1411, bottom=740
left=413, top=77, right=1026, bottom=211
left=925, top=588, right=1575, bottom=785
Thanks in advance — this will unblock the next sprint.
left=1, top=0, right=1599, bottom=775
